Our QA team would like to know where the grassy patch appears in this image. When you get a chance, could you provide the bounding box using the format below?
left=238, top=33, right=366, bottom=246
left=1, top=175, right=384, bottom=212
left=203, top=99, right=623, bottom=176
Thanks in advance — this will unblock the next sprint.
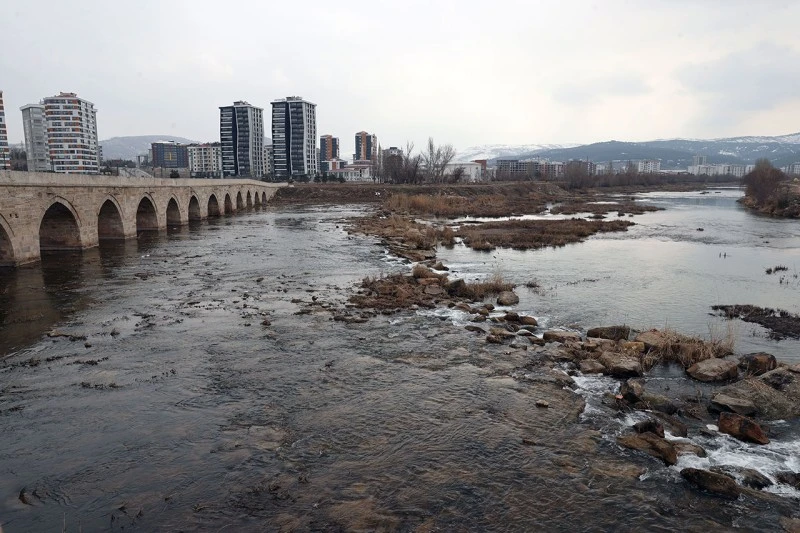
left=458, top=218, right=635, bottom=251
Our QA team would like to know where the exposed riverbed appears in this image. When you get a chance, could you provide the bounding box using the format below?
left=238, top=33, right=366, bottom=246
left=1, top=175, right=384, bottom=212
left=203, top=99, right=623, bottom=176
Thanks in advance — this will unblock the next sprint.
left=1, top=191, right=799, bottom=531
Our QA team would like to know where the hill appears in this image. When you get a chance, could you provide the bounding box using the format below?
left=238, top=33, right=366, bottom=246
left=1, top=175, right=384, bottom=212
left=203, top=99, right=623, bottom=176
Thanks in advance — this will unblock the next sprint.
left=100, top=135, right=198, bottom=160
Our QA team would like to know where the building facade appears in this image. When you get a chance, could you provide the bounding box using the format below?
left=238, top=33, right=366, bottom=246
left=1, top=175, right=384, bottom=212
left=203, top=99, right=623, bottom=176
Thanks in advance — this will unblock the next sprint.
left=271, top=96, right=317, bottom=179
left=354, top=131, right=377, bottom=162
left=319, top=135, right=339, bottom=162
left=43, top=92, right=99, bottom=174
left=220, top=101, right=265, bottom=178
left=0, top=91, right=10, bottom=170
left=443, top=161, right=483, bottom=182
left=688, top=163, right=752, bottom=177
left=187, top=143, right=222, bottom=178
left=21, top=104, right=50, bottom=172
left=632, top=159, right=661, bottom=173
left=264, top=143, right=273, bottom=178
left=151, top=141, right=189, bottom=169
left=781, top=162, right=800, bottom=176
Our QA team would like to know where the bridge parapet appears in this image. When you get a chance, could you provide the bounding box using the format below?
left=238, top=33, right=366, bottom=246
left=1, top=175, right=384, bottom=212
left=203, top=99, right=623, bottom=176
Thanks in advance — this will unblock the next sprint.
left=0, top=171, right=285, bottom=266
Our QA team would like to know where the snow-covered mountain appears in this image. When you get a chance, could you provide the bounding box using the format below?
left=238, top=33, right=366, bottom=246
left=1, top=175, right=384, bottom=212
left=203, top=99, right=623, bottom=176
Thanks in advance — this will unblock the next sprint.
left=454, top=143, right=579, bottom=162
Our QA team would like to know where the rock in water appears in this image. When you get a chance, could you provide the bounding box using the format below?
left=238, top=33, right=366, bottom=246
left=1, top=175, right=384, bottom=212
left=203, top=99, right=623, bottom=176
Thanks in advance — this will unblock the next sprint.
left=710, top=393, right=757, bottom=416
left=542, top=330, right=581, bottom=344
left=579, top=360, right=605, bottom=374
left=681, top=468, right=741, bottom=499
left=586, top=325, right=631, bottom=341
left=718, top=412, right=770, bottom=444
left=633, top=418, right=664, bottom=438
left=686, top=358, right=738, bottom=382
left=619, top=378, right=645, bottom=403
left=738, top=352, right=777, bottom=376
left=599, top=352, right=642, bottom=377
left=617, top=432, right=677, bottom=465
left=710, top=465, right=772, bottom=490
left=496, top=291, right=519, bottom=306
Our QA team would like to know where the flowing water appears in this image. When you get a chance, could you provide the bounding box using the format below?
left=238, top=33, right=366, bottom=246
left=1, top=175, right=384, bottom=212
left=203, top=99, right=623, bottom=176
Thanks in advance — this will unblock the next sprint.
left=0, top=191, right=799, bottom=531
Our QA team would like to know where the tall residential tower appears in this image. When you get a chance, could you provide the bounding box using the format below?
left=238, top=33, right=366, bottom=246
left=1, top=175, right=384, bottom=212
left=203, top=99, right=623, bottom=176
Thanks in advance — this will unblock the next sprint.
left=0, top=91, right=9, bottom=170
left=319, top=135, right=339, bottom=162
left=21, top=104, right=50, bottom=172
left=43, top=92, right=99, bottom=174
left=271, top=96, right=317, bottom=179
left=219, top=101, right=264, bottom=178
left=354, top=131, right=378, bottom=162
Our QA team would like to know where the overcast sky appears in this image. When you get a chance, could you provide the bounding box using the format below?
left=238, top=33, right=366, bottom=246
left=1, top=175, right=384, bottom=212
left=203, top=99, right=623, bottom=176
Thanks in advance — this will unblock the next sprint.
left=2, top=0, right=799, bottom=156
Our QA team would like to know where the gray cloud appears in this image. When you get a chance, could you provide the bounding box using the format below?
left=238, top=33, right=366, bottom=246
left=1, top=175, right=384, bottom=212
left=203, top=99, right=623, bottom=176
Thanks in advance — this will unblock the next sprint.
left=677, top=42, right=800, bottom=129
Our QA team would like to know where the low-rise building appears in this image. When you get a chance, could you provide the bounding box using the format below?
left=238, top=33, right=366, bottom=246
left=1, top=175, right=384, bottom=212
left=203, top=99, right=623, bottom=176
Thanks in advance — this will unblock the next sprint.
left=781, top=162, right=800, bottom=176
left=688, top=163, right=752, bottom=177
left=328, top=162, right=372, bottom=182
left=444, top=161, right=483, bottom=182
left=187, top=143, right=222, bottom=178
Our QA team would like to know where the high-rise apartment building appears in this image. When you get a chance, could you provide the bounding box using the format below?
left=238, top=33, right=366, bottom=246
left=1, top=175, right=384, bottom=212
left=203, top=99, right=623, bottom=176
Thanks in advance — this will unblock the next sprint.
left=187, top=143, right=223, bottom=178
left=21, top=104, right=50, bottom=172
left=0, top=91, right=9, bottom=170
left=354, top=131, right=378, bottom=162
left=43, top=92, right=99, bottom=174
left=219, top=101, right=264, bottom=178
left=319, top=135, right=339, bottom=162
left=271, top=96, right=317, bottom=179
left=151, top=141, right=189, bottom=168
left=264, top=143, right=273, bottom=177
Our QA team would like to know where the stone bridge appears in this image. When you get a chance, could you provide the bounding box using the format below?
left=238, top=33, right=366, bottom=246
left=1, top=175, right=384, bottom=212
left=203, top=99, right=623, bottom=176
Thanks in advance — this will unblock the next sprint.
left=0, top=171, right=285, bottom=267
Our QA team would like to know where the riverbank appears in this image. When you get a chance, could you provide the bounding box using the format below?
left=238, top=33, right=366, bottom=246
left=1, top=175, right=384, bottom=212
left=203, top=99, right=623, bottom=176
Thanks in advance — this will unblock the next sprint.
left=739, top=183, right=800, bottom=218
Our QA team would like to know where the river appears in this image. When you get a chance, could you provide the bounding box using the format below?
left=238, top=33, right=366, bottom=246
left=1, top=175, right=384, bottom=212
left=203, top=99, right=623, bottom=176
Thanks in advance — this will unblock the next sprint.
left=0, top=190, right=798, bottom=531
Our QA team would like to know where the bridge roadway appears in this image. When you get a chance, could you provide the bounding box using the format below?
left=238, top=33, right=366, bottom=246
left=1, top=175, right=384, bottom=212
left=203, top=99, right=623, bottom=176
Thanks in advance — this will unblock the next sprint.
left=0, top=171, right=285, bottom=267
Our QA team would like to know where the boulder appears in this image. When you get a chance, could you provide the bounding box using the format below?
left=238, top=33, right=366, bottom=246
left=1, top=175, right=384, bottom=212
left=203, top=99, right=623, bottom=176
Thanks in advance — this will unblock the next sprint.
left=621, top=341, right=646, bottom=354
left=423, top=284, right=444, bottom=296
left=489, top=327, right=516, bottom=340
left=652, top=412, right=688, bottom=438
left=686, top=358, right=738, bottom=382
left=496, top=291, right=519, bottom=306
left=633, top=418, right=664, bottom=438
left=503, top=312, right=520, bottom=322
left=710, top=393, right=757, bottom=416
left=464, top=325, right=486, bottom=334
left=519, top=315, right=538, bottom=327
left=516, top=329, right=533, bottom=337
left=587, top=326, right=631, bottom=341
left=776, top=471, right=800, bottom=490
left=637, top=394, right=679, bottom=415
left=673, top=442, right=707, bottom=458
left=485, top=335, right=503, bottom=344
left=542, top=330, right=581, bottom=344
left=718, top=412, right=769, bottom=445
left=619, top=378, right=645, bottom=403
left=579, top=360, right=606, bottom=374
left=617, top=432, right=677, bottom=465
left=446, top=279, right=467, bottom=296
left=714, top=368, right=800, bottom=420
left=710, top=466, right=772, bottom=490
left=599, top=351, right=642, bottom=378
left=738, top=352, right=777, bottom=376
left=528, top=336, right=546, bottom=346
left=681, top=468, right=741, bottom=499
left=634, top=329, right=673, bottom=351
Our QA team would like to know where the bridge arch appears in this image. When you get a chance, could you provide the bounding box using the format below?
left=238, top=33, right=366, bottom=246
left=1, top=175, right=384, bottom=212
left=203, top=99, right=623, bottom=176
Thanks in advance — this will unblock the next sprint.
left=261, top=192, right=267, bottom=205
left=136, top=195, right=159, bottom=232
left=188, top=195, right=201, bottom=221
left=224, top=193, right=234, bottom=214
left=208, top=194, right=221, bottom=217
left=166, top=197, right=182, bottom=227
left=98, top=197, right=125, bottom=240
left=246, top=191, right=253, bottom=208
left=0, top=215, right=16, bottom=267
left=39, top=199, right=82, bottom=251
left=254, top=191, right=261, bottom=206
left=236, top=191, right=244, bottom=210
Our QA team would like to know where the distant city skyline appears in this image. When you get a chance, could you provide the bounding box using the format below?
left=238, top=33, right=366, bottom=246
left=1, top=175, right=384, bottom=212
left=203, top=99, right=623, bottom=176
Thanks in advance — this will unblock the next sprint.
left=1, top=1, right=799, bottom=153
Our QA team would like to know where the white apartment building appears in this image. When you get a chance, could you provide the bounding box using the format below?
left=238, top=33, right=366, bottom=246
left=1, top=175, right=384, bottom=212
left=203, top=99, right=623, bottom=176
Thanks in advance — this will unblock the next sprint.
left=328, top=163, right=372, bottom=182
left=21, top=104, right=50, bottom=172
left=219, top=101, right=264, bottom=178
left=43, top=92, right=99, bottom=174
left=688, top=163, right=753, bottom=177
left=781, top=162, right=800, bottom=176
left=0, top=91, right=9, bottom=170
left=187, top=143, right=223, bottom=178
left=271, top=96, right=317, bottom=179
left=444, top=161, right=483, bottom=182
left=264, top=143, right=273, bottom=177
left=633, top=159, right=661, bottom=173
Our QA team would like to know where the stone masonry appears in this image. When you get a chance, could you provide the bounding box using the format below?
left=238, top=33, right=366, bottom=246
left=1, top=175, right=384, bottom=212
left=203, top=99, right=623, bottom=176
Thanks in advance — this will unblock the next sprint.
left=0, top=170, right=284, bottom=266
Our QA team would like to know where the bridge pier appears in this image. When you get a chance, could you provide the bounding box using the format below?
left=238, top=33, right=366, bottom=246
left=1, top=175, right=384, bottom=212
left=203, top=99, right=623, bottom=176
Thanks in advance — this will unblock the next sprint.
left=0, top=171, right=285, bottom=267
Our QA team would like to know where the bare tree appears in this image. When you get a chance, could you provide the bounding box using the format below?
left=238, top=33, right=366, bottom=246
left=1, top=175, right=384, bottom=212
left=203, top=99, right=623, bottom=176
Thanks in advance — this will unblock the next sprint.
left=421, top=137, right=456, bottom=183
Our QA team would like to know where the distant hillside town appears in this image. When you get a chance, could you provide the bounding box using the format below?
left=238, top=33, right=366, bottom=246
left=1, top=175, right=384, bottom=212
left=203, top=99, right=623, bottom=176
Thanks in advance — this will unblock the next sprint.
left=1, top=88, right=799, bottom=182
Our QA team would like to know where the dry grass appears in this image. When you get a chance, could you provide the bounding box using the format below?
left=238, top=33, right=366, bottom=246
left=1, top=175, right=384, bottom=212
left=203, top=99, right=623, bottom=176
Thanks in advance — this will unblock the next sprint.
left=550, top=201, right=661, bottom=216
left=385, top=190, right=550, bottom=218
left=640, top=327, right=735, bottom=370
left=457, top=272, right=515, bottom=300
left=458, top=218, right=635, bottom=251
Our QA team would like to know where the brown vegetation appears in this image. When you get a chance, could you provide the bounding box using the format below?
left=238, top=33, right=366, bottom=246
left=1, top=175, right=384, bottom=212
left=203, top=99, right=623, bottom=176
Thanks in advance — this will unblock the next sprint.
left=550, top=201, right=661, bottom=216
left=638, top=328, right=735, bottom=370
left=348, top=214, right=453, bottom=261
left=385, top=193, right=548, bottom=218
left=458, top=218, right=635, bottom=251
left=740, top=159, right=800, bottom=217
left=713, top=304, right=800, bottom=340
